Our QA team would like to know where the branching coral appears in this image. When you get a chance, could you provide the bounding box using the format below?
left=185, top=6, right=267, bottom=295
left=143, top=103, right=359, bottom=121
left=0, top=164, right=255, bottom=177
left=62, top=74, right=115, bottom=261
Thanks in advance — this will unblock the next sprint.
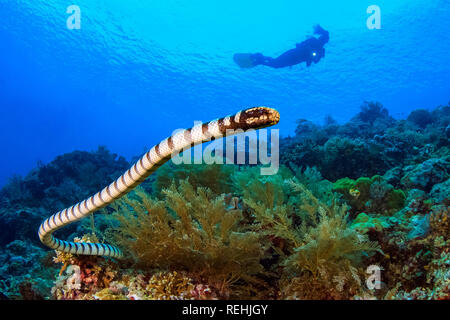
left=89, top=270, right=219, bottom=300
left=145, top=271, right=197, bottom=300
left=117, top=271, right=198, bottom=300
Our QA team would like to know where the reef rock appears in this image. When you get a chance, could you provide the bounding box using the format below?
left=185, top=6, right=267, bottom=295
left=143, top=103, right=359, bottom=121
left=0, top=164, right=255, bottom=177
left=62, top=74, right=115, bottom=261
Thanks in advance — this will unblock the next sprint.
left=0, top=207, right=48, bottom=247
left=429, top=178, right=450, bottom=203
left=0, top=240, right=57, bottom=299
left=400, top=157, right=450, bottom=192
left=383, top=166, right=403, bottom=187
left=407, top=214, right=431, bottom=240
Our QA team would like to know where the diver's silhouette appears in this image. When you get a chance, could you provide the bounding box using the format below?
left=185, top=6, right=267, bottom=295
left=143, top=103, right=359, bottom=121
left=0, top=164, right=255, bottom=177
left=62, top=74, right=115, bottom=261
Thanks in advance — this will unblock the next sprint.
left=234, top=25, right=329, bottom=69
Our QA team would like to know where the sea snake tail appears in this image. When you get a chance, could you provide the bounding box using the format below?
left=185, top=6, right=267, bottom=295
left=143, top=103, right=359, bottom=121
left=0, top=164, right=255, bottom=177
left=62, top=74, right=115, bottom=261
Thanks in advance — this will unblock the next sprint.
left=38, top=107, right=280, bottom=258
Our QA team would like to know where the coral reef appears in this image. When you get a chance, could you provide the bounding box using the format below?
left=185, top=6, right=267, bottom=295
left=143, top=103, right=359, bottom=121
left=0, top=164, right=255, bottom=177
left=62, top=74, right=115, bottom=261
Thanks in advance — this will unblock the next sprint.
left=236, top=174, right=380, bottom=299
left=0, top=103, right=448, bottom=300
left=1, top=146, right=128, bottom=211
left=280, top=102, right=449, bottom=181
left=0, top=240, right=57, bottom=299
left=0, top=146, right=129, bottom=247
left=332, top=175, right=406, bottom=216
left=104, top=181, right=264, bottom=299
left=400, top=157, right=449, bottom=192
left=350, top=213, right=392, bottom=234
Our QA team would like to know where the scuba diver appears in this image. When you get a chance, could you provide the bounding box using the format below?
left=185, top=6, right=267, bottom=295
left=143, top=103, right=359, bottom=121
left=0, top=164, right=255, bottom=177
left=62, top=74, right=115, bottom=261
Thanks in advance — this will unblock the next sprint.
left=233, top=25, right=329, bottom=69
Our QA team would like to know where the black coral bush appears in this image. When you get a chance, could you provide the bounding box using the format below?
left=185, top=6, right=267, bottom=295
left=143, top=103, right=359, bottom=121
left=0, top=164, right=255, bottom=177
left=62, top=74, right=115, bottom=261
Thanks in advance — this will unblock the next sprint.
left=281, top=196, right=380, bottom=299
left=232, top=168, right=380, bottom=299
left=105, top=179, right=264, bottom=297
left=105, top=165, right=381, bottom=299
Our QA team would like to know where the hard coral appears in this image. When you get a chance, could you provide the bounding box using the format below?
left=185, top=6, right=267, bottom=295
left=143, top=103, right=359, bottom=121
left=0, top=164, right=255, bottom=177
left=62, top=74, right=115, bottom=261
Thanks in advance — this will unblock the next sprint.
left=350, top=213, right=391, bottom=234
left=146, top=271, right=197, bottom=300
left=333, top=175, right=405, bottom=215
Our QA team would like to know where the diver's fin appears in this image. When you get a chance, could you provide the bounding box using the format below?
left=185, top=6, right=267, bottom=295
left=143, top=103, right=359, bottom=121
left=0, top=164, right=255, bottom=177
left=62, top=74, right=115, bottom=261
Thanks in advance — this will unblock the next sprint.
left=233, top=53, right=258, bottom=68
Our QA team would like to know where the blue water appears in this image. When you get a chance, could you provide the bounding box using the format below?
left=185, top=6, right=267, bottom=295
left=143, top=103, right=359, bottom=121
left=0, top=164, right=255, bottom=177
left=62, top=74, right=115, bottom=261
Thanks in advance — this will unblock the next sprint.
left=0, top=0, right=449, bottom=187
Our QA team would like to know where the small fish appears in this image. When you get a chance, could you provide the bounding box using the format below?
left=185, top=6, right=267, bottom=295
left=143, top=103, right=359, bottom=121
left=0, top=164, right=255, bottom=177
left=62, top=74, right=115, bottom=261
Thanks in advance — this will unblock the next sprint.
left=349, top=188, right=361, bottom=198
left=224, top=193, right=241, bottom=210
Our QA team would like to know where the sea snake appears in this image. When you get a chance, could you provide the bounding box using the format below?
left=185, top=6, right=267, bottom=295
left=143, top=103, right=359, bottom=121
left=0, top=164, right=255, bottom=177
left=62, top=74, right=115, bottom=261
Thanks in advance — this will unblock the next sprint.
left=38, top=107, right=280, bottom=258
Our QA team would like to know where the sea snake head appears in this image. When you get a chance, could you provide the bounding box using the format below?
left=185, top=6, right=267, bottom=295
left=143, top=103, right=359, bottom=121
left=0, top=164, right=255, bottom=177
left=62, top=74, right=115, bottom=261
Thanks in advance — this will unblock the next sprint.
left=224, top=107, right=280, bottom=132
